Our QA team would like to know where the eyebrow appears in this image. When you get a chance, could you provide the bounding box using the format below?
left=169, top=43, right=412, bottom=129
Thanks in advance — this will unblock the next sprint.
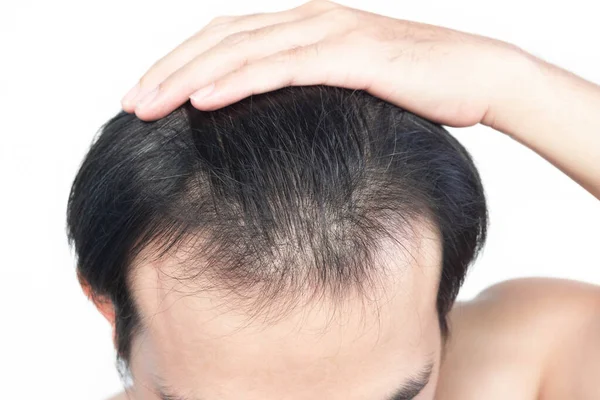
left=154, top=360, right=434, bottom=400
left=386, top=360, right=434, bottom=400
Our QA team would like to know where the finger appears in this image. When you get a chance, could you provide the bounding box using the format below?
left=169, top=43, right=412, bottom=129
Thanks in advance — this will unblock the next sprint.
left=188, top=41, right=376, bottom=112
left=121, top=1, right=335, bottom=112
left=133, top=14, right=348, bottom=120
left=121, top=12, right=297, bottom=112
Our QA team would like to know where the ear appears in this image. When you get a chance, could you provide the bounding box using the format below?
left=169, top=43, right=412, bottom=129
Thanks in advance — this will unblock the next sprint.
left=78, top=271, right=117, bottom=347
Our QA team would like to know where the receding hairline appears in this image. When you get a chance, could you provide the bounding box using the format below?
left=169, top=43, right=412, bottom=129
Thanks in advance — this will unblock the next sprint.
left=125, top=214, right=443, bottom=337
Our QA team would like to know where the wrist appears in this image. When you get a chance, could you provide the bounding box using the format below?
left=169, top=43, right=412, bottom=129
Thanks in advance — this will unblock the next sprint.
left=482, top=45, right=600, bottom=199
left=481, top=44, right=550, bottom=138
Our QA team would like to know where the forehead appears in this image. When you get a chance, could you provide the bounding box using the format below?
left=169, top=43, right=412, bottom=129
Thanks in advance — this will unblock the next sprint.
left=128, top=222, right=442, bottom=399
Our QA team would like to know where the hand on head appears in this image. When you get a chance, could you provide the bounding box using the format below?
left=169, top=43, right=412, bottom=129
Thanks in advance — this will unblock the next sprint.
left=121, top=0, right=529, bottom=128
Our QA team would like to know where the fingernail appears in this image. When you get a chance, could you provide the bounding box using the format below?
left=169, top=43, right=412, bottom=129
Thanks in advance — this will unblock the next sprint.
left=121, top=83, right=140, bottom=107
left=136, top=87, right=159, bottom=110
left=190, top=83, right=215, bottom=102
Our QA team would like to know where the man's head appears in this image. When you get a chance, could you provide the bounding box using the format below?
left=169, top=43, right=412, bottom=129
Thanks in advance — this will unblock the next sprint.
left=67, top=85, right=487, bottom=400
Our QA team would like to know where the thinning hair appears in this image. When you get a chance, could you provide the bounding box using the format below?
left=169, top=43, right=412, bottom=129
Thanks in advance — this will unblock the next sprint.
left=67, top=85, right=487, bottom=368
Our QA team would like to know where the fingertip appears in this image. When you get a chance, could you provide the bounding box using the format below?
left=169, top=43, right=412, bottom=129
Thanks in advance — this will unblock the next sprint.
left=189, top=83, right=216, bottom=103
left=189, top=82, right=248, bottom=111
left=189, top=85, right=226, bottom=110
left=133, top=103, right=161, bottom=121
left=120, top=83, right=140, bottom=109
left=120, top=100, right=136, bottom=113
left=189, top=95, right=215, bottom=110
left=189, top=95, right=230, bottom=111
left=133, top=98, right=179, bottom=121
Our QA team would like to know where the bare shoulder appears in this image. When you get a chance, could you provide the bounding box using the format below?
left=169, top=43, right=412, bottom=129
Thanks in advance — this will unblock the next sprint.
left=487, top=278, right=600, bottom=400
left=476, top=276, right=600, bottom=307
left=437, top=277, right=600, bottom=400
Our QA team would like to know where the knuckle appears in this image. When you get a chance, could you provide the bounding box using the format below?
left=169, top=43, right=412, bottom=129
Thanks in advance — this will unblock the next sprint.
left=237, top=57, right=251, bottom=70
left=300, top=0, right=338, bottom=13
left=357, top=24, right=398, bottom=44
left=272, top=48, right=294, bottom=65
left=281, top=45, right=306, bottom=63
left=155, top=80, right=168, bottom=94
left=209, top=15, right=234, bottom=26
left=138, top=74, right=154, bottom=89
left=220, top=30, right=253, bottom=47
left=308, top=0, right=335, bottom=7
left=318, top=6, right=361, bottom=29
left=331, top=7, right=360, bottom=22
left=287, top=45, right=304, bottom=56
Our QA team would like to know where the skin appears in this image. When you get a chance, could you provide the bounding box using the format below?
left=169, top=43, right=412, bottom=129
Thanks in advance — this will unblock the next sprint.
left=90, top=1, right=600, bottom=398
left=120, top=221, right=444, bottom=400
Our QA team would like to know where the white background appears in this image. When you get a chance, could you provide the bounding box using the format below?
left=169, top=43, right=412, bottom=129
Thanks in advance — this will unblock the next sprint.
left=1, top=0, right=599, bottom=399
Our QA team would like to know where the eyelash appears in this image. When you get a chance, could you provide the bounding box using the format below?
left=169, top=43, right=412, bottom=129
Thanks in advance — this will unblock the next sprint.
left=158, top=391, right=179, bottom=400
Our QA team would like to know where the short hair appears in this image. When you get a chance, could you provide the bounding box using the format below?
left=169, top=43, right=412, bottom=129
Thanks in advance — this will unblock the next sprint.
left=66, top=85, right=487, bottom=368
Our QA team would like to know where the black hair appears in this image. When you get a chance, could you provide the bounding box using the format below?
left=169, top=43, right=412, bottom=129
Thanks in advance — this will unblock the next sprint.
left=66, top=85, right=487, bottom=369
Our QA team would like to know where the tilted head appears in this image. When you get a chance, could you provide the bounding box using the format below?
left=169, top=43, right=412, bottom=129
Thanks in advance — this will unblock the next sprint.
left=67, top=85, right=487, bottom=400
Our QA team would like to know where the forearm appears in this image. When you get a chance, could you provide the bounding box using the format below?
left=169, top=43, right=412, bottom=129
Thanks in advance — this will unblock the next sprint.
left=489, top=50, right=600, bottom=200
